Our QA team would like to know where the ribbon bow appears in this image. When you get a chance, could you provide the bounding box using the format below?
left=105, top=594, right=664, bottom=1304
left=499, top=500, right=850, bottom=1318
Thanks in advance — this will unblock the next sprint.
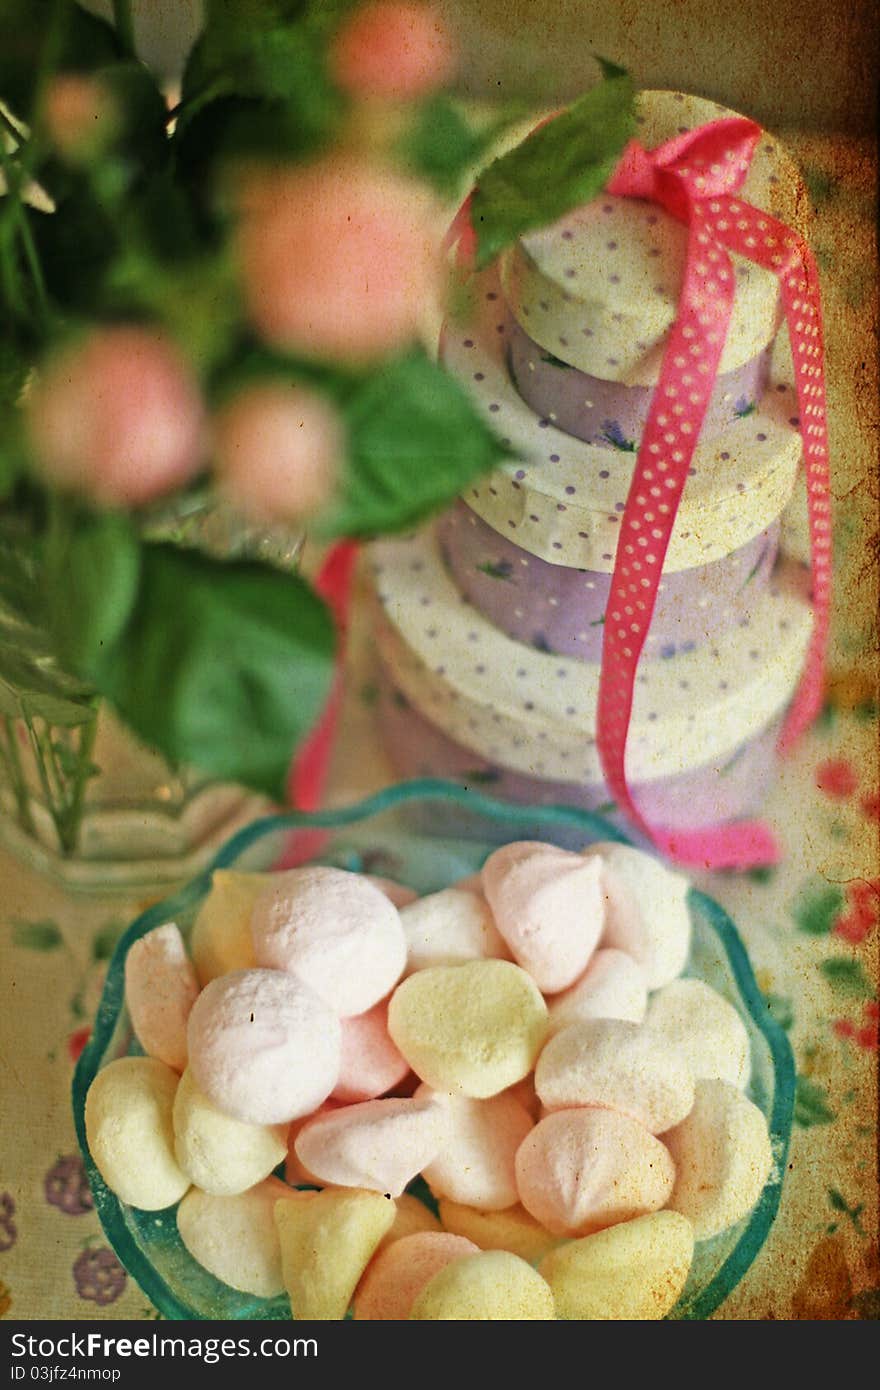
left=598, top=117, right=831, bottom=868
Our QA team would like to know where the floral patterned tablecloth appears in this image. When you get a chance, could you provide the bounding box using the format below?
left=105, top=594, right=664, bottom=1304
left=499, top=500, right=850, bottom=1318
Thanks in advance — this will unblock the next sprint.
left=0, top=129, right=876, bottom=1323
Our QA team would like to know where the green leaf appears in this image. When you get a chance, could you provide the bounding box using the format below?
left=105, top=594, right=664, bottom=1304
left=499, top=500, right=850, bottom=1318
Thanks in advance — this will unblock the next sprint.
left=179, top=4, right=344, bottom=154
left=317, top=350, right=511, bottom=539
left=397, top=98, right=526, bottom=199
left=827, top=1188, right=865, bottom=1234
left=820, top=957, right=875, bottom=998
left=470, top=64, right=636, bottom=268
left=792, top=880, right=845, bottom=935
left=794, top=1074, right=836, bottom=1128
left=46, top=512, right=142, bottom=679
left=10, top=918, right=62, bottom=951
left=25, top=185, right=120, bottom=314
left=87, top=543, right=336, bottom=800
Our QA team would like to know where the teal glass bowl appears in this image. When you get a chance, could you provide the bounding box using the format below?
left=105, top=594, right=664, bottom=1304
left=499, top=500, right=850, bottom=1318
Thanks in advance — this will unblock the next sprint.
left=72, top=779, right=795, bottom=1321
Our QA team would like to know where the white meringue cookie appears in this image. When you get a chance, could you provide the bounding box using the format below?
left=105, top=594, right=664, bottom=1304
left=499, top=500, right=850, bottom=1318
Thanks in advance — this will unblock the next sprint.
left=664, top=1078, right=774, bottom=1240
left=645, top=978, right=752, bottom=1089
left=534, top=1017, right=695, bottom=1134
left=187, top=967, right=341, bottom=1125
left=583, top=841, right=692, bottom=989
left=250, top=866, right=407, bottom=1017
left=547, top=948, right=648, bottom=1034
left=416, top=1083, right=534, bottom=1211
left=400, top=887, right=509, bottom=973
left=294, top=1096, right=447, bottom=1198
left=177, top=1178, right=293, bottom=1297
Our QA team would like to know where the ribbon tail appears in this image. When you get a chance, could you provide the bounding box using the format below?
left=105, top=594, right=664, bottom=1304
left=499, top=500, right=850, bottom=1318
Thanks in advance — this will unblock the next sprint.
left=654, top=819, right=782, bottom=872
left=775, top=245, right=832, bottom=754
left=595, top=217, right=780, bottom=871
left=703, top=207, right=832, bottom=759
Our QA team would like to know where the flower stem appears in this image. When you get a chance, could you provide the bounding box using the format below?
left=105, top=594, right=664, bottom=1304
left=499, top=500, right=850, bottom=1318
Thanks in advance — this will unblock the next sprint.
left=61, top=710, right=100, bottom=856
left=0, top=717, right=36, bottom=835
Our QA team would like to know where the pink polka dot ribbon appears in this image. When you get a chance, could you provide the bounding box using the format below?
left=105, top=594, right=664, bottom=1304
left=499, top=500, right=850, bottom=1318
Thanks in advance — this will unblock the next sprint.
left=599, top=118, right=831, bottom=869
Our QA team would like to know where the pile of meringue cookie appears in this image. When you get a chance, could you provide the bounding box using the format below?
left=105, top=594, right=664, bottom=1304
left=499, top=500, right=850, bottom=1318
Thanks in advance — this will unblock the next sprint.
left=84, top=839, right=774, bottom=1320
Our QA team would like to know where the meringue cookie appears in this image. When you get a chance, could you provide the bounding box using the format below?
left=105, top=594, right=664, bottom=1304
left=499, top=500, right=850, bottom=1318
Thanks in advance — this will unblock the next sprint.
left=437, top=1200, right=558, bottom=1264
left=584, top=841, right=692, bottom=989
left=172, top=1067, right=287, bottom=1196
left=387, top=959, right=549, bottom=1098
left=644, top=978, right=752, bottom=1089
left=187, top=968, right=341, bottom=1125
left=376, top=1191, right=442, bottom=1251
left=85, top=1057, right=190, bottom=1211
left=332, top=999, right=411, bottom=1104
left=481, top=841, right=605, bottom=994
left=285, top=1102, right=339, bottom=1187
left=250, top=866, right=407, bottom=1017
left=515, top=1108, right=675, bottom=1238
left=547, top=948, right=648, bottom=1034
left=177, top=1177, right=293, bottom=1297
left=124, top=923, right=199, bottom=1072
left=410, top=1249, right=555, bottom=1320
left=539, top=1211, right=695, bottom=1320
left=354, top=1232, right=480, bottom=1320
left=664, top=1079, right=774, bottom=1240
left=535, top=1017, right=695, bottom=1134
left=294, top=1096, right=447, bottom=1198
left=400, top=888, right=509, bottom=972
left=416, top=1083, right=534, bottom=1211
left=274, top=1188, right=396, bottom=1321
left=189, top=870, right=266, bottom=986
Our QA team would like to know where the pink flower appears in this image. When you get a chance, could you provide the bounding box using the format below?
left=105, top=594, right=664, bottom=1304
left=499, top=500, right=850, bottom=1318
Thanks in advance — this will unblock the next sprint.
left=235, top=156, right=444, bottom=364
left=815, top=758, right=858, bottom=799
left=212, top=382, right=344, bottom=524
left=27, top=326, right=205, bottom=508
left=330, top=2, right=456, bottom=101
left=41, top=74, right=117, bottom=163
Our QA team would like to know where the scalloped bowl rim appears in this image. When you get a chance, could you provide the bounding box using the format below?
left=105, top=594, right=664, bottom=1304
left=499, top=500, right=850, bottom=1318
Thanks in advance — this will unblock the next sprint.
left=72, top=778, right=795, bottom=1321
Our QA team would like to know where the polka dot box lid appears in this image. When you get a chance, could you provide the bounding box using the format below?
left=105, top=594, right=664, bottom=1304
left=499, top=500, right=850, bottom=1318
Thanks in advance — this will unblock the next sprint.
left=499, top=90, right=807, bottom=385
left=368, top=529, right=812, bottom=786
left=442, top=266, right=801, bottom=573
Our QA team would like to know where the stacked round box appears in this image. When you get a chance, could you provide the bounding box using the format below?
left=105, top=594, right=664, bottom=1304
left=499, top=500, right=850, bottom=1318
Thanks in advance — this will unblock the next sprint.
left=369, top=91, right=815, bottom=835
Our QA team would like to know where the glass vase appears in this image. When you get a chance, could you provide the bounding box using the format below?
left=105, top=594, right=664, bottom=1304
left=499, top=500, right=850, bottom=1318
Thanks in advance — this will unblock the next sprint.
left=0, top=498, right=304, bottom=896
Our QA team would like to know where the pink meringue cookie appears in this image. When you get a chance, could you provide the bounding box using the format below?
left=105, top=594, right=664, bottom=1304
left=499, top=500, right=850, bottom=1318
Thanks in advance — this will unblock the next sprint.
left=294, top=1096, right=448, bottom=1198
left=534, top=1017, right=695, bottom=1134
left=187, top=967, right=341, bottom=1125
left=415, top=1083, right=534, bottom=1211
left=332, top=999, right=412, bottom=1104
left=515, top=1108, right=675, bottom=1238
left=124, top=923, right=200, bottom=1073
left=583, top=841, right=692, bottom=989
left=547, top=948, right=648, bottom=1034
left=353, top=1231, right=480, bottom=1321
left=250, top=866, right=407, bottom=1017
left=285, top=1102, right=340, bottom=1186
left=480, top=841, right=605, bottom=994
